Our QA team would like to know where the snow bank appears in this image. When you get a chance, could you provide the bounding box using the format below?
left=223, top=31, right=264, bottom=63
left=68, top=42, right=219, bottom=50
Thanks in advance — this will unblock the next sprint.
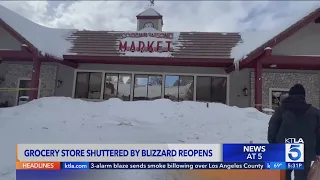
left=262, top=108, right=275, bottom=112
left=0, top=97, right=270, bottom=180
left=231, top=5, right=320, bottom=63
left=0, top=5, right=76, bottom=59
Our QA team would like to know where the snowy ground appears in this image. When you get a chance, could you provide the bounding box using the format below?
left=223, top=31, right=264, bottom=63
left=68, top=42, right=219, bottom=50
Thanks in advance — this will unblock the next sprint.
left=0, top=97, right=271, bottom=180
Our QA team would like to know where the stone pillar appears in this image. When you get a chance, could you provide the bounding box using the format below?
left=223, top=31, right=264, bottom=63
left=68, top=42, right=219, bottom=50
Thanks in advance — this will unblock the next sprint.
left=255, top=59, right=262, bottom=111
left=29, top=57, right=40, bottom=100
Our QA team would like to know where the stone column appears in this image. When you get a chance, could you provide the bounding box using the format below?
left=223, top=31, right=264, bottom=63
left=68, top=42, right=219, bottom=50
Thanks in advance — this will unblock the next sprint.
left=29, top=57, right=41, bottom=100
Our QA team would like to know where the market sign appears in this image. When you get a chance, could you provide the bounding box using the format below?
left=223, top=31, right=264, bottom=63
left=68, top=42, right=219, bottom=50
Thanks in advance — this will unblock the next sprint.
left=118, top=32, right=176, bottom=53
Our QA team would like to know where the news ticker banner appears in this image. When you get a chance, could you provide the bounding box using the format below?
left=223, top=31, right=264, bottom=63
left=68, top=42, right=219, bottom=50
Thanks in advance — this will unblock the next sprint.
left=17, top=162, right=305, bottom=170
left=16, top=143, right=304, bottom=170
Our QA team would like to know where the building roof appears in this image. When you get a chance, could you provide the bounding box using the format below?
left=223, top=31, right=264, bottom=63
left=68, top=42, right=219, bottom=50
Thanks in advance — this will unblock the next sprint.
left=229, top=6, right=320, bottom=71
left=1, top=4, right=320, bottom=66
left=137, top=8, right=162, bottom=17
left=66, top=30, right=240, bottom=59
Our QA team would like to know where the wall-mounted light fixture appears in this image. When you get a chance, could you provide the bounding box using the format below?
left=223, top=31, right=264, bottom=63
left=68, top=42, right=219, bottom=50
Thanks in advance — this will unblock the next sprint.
left=270, top=64, right=277, bottom=68
left=243, top=86, right=248, bottom=96
left=56, top=80, right=62, bottom=88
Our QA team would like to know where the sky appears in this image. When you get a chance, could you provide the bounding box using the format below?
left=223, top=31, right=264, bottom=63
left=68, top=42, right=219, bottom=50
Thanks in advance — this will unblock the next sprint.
left=1, top=1, right=320, bottom=32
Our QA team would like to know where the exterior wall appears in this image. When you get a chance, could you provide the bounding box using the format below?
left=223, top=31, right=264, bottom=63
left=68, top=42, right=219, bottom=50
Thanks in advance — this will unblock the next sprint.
left=137, top=19, right=161, bottom=31
left=229, top=69, right=251, bottom=108
left=8, top=61, right=319, bottom=109
left=260, top=22, right=320, bottom=108
left=54, top=64, right=74, bottom=97
left=0, top=61, right=58, bottom=106
left=272, top=23, right=320, bottom=56
left=55, top=64, right=251, bottom=107
left=250, top=70, right=320, bottom=108
left=0, top=26, right=22, bottom=50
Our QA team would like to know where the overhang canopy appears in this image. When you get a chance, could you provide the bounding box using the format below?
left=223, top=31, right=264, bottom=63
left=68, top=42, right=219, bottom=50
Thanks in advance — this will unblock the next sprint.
left=0, top=50, right=78, bottom=68
left=63, top=55, right=233, bottom=67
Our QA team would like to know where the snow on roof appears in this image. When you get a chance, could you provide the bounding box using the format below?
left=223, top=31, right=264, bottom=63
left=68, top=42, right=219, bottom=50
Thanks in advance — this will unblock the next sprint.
left=0, top=5, right=77, bottom=59
left=231, top=29, right=279, bottom=62
left=137, top=8, right=162, bottom=17
left=231, top=5, right=320, bottom=63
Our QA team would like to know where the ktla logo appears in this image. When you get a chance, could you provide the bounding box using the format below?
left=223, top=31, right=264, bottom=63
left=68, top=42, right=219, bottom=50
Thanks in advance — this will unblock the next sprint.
left=285, top=144, right=304, bottom=162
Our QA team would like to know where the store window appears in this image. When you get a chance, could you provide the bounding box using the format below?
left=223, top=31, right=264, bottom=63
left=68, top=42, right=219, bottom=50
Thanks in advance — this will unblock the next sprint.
left=104, top=74, right=118, bottom=99
left=74, top=72, right=102, bottom=99
left=104, top=73, right=131, bottom=101
left=269, top=88, right=289, bottom=110
left=164, top=75, right=194, bottom=101
left=118, top=74, right=132, bottom=101
left=196, top=76, right=227, bottom=104
left=133, top=74, right=162, bottom=101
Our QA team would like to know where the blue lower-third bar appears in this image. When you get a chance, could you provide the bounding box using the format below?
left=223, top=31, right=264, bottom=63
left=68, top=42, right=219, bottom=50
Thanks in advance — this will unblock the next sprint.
left=61, top=162, right=89, bottom=170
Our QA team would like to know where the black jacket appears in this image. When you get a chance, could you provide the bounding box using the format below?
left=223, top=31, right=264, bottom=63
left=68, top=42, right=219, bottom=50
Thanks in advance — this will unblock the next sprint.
left=267, top=95, right=320, bottom=160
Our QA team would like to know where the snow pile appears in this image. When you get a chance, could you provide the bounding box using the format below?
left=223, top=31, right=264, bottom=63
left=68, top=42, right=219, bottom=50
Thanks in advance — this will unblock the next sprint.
left=262, top=108, right=275, bottom=113
left=0, top=5, right=76, bottom=59
left=231, top=5, right=320, bottom=63
left=0, top=97, right=270, bottom=180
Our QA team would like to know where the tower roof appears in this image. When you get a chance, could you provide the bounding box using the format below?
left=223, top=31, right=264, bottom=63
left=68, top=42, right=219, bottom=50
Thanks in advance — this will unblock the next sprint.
left=137, top=8, right=162, bottom=17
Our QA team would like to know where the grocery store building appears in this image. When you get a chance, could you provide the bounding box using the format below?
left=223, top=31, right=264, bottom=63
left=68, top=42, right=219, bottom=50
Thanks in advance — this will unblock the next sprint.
left=1, top=5, right=320, bottom=110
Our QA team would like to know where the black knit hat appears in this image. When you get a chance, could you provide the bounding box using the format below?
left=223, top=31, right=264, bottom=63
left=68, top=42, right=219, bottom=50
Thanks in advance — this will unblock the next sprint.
left=289, top=84, right=306, bottom=97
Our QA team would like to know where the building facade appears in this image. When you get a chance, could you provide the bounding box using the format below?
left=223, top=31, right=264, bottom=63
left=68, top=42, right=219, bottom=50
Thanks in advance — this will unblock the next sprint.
left=1, top=6, right=320, bottom=110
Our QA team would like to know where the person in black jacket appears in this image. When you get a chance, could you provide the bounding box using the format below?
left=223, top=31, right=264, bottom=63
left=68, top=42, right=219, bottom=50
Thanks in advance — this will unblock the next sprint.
left=268, top=84, right=320, bottom=180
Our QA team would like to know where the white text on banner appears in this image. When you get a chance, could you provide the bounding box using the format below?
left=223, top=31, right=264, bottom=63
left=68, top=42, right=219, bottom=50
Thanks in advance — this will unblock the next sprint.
left=17, top=144, right=223, bottom=162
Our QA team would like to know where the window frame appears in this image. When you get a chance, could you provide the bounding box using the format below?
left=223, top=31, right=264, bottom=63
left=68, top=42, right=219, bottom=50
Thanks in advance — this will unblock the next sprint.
left=268, top=88, right=290, bottom=109
left=133, top=74, right=163, bottom=101
left=195, top=76, right=228, bottom=103
left=72, top=69, right=230, bottom=105
left=74, top=72, right=103, bottom=100
left=15, top=78, right=41, bottom=105
left=164, top=75, right=194, bottom=102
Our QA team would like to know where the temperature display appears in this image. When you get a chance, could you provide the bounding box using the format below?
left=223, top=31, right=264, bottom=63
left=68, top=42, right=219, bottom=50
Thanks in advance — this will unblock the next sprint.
left=265, top=162, right=286, bottom=170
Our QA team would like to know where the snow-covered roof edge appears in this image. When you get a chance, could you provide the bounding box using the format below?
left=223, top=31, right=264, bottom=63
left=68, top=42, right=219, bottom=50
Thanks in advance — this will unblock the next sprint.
left=231, top=6, right=320, bottom=64
left=107, top=27, right=181, bottom=36
left=0, top=5, right=77, bottom=60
